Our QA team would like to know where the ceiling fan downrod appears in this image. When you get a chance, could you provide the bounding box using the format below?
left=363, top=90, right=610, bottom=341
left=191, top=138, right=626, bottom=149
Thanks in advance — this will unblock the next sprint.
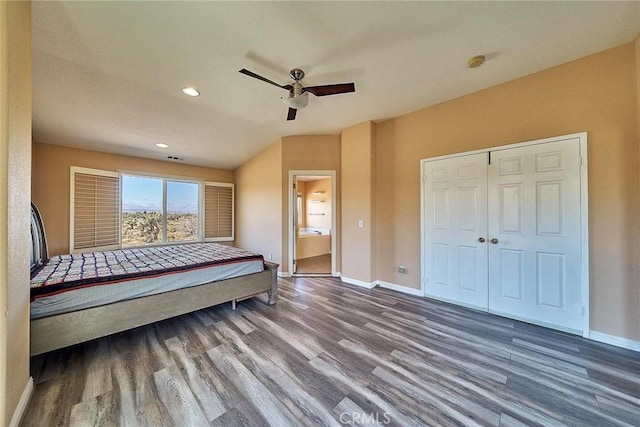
left=289, top=69, right=305, bottom=97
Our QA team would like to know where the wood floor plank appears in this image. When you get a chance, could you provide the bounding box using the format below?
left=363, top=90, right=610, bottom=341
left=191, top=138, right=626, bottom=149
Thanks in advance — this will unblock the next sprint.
left=210, top=406, right=259, bottom=427
left=190, top=353, right=270, bottom=427
left=499, top=412, right=532, bottom=427
left=212, top=320, right=287, bottom=382
left=218, top=306, right=257, bottom=334
left=81, top=339, right=112, bottom=401
left=390, top=349, right=568, bottom=427
left=308, top=353, right=424, bottom=426
left=153, top=364, right=210, bottom=426
left=110, top=345, right=171, bottom=425
left=339, top=337, right=504, bottom=425
left=164, top=336, right=227, bottom=421
left=244, top=329, right=348, bottom=408
left=595, top=394, right=640, bottom=426
left=210, top=327, right=325, bottom=426
left=22, top=276, right=640, bottom=426
left=207, top=345, right=300, bottom=426
left=372, top=366, right=490, bottom=426
left=505, top=374, right=632, bottom=426
left=240, top=306, right=323, bottom=360
left=69, top=390, right=118, bottom=426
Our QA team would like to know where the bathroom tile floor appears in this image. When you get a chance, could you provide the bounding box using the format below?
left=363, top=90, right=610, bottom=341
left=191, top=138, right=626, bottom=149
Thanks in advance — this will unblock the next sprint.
left=295, top=254, right=331, bottom=274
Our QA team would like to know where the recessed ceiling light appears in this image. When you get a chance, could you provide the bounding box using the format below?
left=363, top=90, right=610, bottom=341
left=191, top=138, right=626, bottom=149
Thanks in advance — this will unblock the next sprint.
left=155, top=143, right=169, bottom=148
left=182, top=87, right=200, bottom=97
left=467, top=55, right=486, bottom=69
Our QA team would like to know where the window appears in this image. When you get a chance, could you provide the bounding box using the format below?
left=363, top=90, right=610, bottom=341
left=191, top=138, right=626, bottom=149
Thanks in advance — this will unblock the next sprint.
left=70, top=167, right=121, bottom=252
left=167, top=181, right=199, bottom=242
left=121, top=174, right=200, bottom=247
left=297, top=195, right=303, bottom=227
left=121, top=175, right=164, bottom=247
left=70, top=168, right=233, bottom=252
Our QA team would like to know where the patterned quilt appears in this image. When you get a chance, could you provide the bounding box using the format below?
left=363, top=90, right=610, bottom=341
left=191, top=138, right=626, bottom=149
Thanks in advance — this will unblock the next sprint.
left=30, top=243, right=263, bottom=300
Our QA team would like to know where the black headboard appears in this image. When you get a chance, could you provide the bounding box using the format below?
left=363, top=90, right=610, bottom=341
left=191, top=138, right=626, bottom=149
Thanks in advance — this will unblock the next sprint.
left=30, top=202, right=49, bottom=275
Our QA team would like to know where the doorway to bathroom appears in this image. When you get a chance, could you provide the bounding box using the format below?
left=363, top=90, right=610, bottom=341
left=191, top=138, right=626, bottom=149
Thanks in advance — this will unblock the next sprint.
left=288, top=171, right=336, bottom=276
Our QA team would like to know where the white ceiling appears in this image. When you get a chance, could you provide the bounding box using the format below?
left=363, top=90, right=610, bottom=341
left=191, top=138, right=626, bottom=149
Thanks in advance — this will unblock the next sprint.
left=32, top=1, right=640, bottom=170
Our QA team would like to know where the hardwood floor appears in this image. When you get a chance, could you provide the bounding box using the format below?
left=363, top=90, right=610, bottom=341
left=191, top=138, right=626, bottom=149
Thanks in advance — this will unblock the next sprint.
left=296, top=254, right=331, bottom=274
left=23, top=277, right=640, bottom=426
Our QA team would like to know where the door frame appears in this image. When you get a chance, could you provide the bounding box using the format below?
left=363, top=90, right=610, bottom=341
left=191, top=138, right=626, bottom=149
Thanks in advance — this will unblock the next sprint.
left=288, top=170, right=338, bottom=277
left=420, top=132, right=589, bottom=336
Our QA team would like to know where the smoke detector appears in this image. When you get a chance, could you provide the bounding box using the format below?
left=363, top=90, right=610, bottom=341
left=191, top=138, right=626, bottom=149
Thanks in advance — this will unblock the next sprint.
left=467, top=55, right=486, bottom=69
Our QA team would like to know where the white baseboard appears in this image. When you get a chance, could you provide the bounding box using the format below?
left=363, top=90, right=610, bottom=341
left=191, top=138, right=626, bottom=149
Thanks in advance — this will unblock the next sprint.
left=340, top=275, right=376, bottom=289
left=10, top=376, right=33, bottom=427
left=589, top=331, right=640, bottom=352
left=277, top=271, right=290, bottom=278
left=375, top=280, right=423, bottom=297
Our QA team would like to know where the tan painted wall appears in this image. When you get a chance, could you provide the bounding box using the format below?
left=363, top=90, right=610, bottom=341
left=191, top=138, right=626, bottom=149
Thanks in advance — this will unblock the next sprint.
left=376, top=43, right=640, bottom=340
left=341, top=122, right=376, bottom=283
left=234, top=139, right=283, bottom=266
left=281, top=135, right=341, bottom=274
left=304, top=178, right=332, bottom=229
left=0, top=1, right=32, bottom=424
left=32, top=142, right=233, bottom=256
left=637, top=36, right=640, bottom=134
left=636, top=35, right=640, bottom=329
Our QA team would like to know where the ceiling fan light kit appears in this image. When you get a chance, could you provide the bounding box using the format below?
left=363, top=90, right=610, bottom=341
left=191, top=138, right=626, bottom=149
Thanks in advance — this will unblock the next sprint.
left=282, top=92, right=309, bottom=109
left=239, top=67, right=355, bottom=121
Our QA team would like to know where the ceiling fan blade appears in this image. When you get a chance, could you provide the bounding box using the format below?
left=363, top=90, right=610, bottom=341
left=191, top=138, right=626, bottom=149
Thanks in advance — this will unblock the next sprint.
left=303, top=83, right=355, bottom=97
left=287, top=108, right=297, bottom=121
left=239, top=69, right=292, bottom=90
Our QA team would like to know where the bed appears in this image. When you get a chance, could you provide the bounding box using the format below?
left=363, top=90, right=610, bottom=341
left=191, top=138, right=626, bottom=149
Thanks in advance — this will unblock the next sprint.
left=29, top=203, right=278, bottom=356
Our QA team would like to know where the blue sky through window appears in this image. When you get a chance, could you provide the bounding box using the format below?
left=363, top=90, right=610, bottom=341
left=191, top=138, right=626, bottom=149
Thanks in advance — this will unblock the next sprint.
left=122, top=176, right=198, bottom=213
left=167, top=181, right=198, bottom=214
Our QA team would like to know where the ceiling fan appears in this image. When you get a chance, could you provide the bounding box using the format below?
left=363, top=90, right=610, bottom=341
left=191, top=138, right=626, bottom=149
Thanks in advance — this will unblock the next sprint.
left=239, top=68, right=355, bottom=121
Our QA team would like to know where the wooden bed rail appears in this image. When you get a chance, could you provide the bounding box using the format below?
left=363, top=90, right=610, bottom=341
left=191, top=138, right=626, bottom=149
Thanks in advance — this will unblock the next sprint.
left=30, top=261, right=280, bottom=356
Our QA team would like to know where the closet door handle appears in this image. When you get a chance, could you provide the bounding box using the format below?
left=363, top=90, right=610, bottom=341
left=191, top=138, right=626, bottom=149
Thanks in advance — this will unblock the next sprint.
left=490, top=238, right=499, bottom=244
left=478, top=237, right=486, bottom=243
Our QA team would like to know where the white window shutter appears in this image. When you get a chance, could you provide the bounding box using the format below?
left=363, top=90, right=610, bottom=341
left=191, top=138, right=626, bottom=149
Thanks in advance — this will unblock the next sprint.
left=204, top=182, right=234, bottom=241
left=70, top=167, right=120, bottom=252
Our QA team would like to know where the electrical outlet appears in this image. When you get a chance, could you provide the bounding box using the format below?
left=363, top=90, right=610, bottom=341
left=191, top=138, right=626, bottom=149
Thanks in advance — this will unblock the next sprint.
left=268, top=254, right=272, bottom=260
left=358, top=219, right=364, bottom=228
left=398, top=266, right=407, bottom=274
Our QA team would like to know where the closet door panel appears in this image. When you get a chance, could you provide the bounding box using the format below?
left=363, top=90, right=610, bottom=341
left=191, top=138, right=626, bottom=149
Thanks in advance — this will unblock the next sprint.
left=424, top=153, right=489, bottom=309
left=487, top=139, right=582, bottom=332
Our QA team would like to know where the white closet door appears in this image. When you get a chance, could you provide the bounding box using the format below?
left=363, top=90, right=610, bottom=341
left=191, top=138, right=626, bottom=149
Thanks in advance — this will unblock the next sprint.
left=424, top=153, right=489, bottom=309
left=487, top=139, right=582, bottom=332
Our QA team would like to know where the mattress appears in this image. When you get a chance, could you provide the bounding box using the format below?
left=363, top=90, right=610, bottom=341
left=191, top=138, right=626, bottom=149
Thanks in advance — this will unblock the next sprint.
left=30, top=243, right=264, bottom=319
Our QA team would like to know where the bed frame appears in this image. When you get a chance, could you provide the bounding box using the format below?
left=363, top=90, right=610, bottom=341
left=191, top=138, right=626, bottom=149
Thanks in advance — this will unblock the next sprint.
left=30, top=261, right=278, bottom=356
